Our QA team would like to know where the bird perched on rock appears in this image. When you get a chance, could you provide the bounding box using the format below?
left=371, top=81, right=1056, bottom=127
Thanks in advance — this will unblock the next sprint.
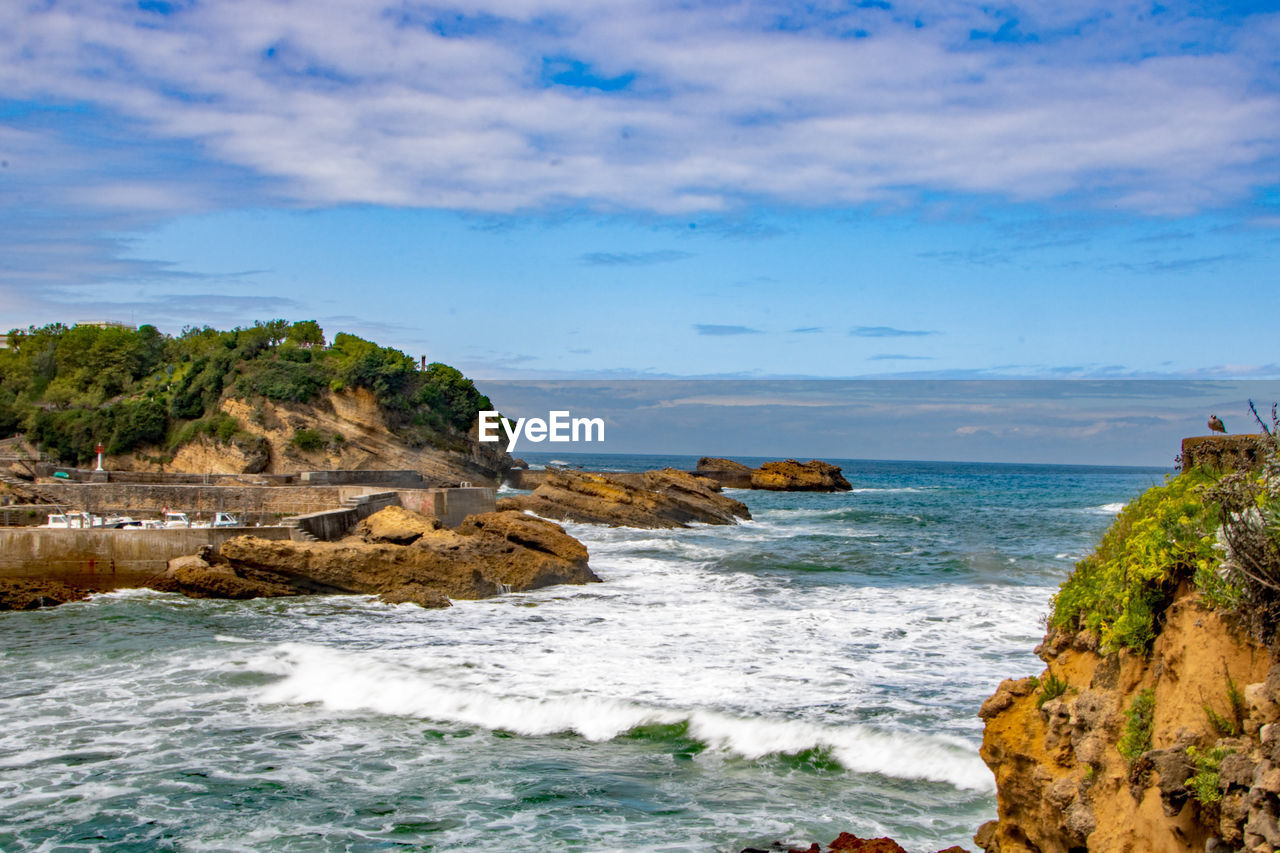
left=1208, top=414, right=1227, bottom=434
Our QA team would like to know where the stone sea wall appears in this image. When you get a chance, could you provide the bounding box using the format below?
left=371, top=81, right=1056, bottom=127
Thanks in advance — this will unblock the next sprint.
left=0, top=526, right=294, bottom=589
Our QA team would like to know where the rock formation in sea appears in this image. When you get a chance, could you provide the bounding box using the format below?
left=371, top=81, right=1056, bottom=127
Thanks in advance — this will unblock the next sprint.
left=739, top=832, right=969, bottom=853
left=695, top=456, right=853, bottom=491
left=159, top=506, right=598, bottom=607
left=0, top=579, right=91, bottom=610
left=695, top=457, right=754, bottom=488
left=496, top=468, right=751, bottom=528
left=750, top=459, right=852, bottom=491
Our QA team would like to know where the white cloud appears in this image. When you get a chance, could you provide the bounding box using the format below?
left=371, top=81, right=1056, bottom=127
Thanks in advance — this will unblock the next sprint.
left=0, top=0, right=1276, bottom=220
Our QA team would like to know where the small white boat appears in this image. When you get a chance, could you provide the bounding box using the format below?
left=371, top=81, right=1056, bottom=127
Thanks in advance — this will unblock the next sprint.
left=42, top=511, right=98, bottom=529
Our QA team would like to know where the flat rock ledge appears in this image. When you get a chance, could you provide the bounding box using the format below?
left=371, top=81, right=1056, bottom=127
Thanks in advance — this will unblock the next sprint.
left=497, top=468, right=750, bottom=529
left=159, top=507, right=598, bottom=608
left=696, top=457, right=852, bottom=492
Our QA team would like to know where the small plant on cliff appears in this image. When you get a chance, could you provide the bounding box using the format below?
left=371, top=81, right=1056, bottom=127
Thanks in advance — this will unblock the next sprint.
left=1050, top=472, right=1218, bottom=654
left=1185, top=745, right=1231, bottom=806
left=1037, top=671, right=1069, bottom=708
left=1118, top=688, right=1155, bottom=763
left=1204, top=673, right=1247, bottom=737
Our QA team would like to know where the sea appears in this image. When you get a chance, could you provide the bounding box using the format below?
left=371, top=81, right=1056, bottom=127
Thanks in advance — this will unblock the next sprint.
left=0, top=453, right=1171, bottom=852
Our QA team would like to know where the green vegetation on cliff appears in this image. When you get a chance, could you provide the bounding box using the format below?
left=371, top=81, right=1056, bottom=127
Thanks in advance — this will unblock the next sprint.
left=0, top=321, right=492, bottom=465
left=1050, top=421, right=1280, bottom=654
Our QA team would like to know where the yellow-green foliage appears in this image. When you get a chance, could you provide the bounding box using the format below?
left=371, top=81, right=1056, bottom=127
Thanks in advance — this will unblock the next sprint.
left=1185, top=745, right=1231, bottom=806
left=1050, top=472, right=1218, bottom=653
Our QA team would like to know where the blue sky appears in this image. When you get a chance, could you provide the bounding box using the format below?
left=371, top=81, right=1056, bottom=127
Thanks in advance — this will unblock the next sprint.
left=1, top=0, right=1278, bottom=381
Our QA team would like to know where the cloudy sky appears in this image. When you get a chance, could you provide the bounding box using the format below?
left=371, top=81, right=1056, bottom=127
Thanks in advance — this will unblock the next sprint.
left=1, top=0, right=1278, bottom=380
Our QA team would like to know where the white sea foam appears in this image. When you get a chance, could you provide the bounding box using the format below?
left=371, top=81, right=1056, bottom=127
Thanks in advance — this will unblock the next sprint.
left=1087, top=502, right=1126, bottom=514
left=848, top=487, right=927, bottom=493
left=255, top=643, right=993, bottom=791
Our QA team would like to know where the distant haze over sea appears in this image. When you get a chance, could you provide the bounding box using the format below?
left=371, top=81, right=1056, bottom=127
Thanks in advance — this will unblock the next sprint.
left=475, top=380, right=1280, bottom=468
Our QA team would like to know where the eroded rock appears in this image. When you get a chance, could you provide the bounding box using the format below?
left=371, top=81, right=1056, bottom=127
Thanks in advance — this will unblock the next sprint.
left=695, top=457, right=754, bottom=488
left=163, top=510, right=598, bottom=607
left=0, top=579, right=90, bottom=610
left=354, top=505, right=440, bottom=544
left=497, top=468, right=750, bottom=528
left=750, top=459, right=852, bottom=492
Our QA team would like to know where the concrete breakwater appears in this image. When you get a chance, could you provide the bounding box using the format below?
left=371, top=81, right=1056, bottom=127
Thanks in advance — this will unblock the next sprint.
left=31, top=482, right=495, bottom=527
left=0, top=485, right=497, bottom=597
left=0, top=526, right=294, bottom=589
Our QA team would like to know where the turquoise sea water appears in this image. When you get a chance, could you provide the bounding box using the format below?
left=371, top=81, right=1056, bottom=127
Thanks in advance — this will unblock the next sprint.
left=0, top=454, right=1170, bottom=852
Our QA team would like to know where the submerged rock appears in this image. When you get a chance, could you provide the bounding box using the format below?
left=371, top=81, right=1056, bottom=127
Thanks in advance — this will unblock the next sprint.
left=738, top=834, right=966, bottom=853
left=750, top=459, right=852, bottom=492
left=497, top=468, right=750, bottom=528
left=162, top=509, right=598, bottom=607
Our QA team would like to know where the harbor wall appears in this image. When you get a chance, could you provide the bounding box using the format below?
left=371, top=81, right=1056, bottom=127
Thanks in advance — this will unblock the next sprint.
left=0, top=526, right=293, bottom=589
left=30, top=483, right=493, bottom=523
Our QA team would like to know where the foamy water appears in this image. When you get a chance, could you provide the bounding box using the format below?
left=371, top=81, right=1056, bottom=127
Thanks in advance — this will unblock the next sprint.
left=0, top=455, right=1168, bottom=852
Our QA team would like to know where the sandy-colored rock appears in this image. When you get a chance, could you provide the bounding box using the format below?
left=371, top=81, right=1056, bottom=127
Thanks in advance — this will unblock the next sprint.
left=204, top=510, right=597, bottom=606
left=354, top=505, right=440, bottom=544
left=161, top=553, right=300, bottom=600
left=978, top=590, right=1274, bottom=853
left=106, top=387, right=510, bottom=484
left=750, top=459, right=852, bottom=492
left=497, top=468, right=750, bottom=528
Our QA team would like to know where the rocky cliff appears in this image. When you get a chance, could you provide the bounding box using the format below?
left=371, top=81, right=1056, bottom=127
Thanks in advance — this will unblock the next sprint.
left=113, top=388, right=509, bottom=484
left=978, top=587, right=1279, bottom=852
left=978, top=442, right=1280, bottom=853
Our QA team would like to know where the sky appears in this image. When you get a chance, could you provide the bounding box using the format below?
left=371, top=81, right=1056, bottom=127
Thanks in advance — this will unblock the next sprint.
left=1, top=0, right=1278, bottom=388
left=477, top=380, right=1280, bottom=465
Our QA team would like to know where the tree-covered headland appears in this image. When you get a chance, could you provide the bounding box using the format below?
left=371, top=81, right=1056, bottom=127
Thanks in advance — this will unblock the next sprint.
left=0, top=320, right=492, bottom=466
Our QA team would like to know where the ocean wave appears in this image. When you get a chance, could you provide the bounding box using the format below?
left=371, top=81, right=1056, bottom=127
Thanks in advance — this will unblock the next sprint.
left=253, top=644, right=993, bottom=792
left=1085, top=502, right=1126, bottom=514
left=848, top=487, right=929, bottom=494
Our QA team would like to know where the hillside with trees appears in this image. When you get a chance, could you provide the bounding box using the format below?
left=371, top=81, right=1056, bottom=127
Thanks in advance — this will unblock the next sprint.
left=0, top=321, right=503, bottom=479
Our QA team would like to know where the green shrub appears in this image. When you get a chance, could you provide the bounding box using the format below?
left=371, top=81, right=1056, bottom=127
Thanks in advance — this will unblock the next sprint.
left=170, top=413, right=244, bottom=450
left=1037, top=671, right=1069, bottom=708
left=1050, top=472, right=1218, bottom=653
left=290, top=428, right=327, bottom=453
left=1119, top=688, right=1155, bottom=763
left=235, top=358, right=324, bottom=403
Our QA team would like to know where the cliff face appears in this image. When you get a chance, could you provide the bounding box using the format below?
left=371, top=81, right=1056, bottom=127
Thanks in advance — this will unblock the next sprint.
left=978, top=587, right=1280, bottom=853
left=110, top=388, right=509, bottom=484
